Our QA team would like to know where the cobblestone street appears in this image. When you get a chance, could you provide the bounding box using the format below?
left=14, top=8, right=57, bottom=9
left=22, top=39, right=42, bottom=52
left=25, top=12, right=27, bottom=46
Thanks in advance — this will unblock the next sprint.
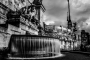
left=56, top=52, right=90, bottom=60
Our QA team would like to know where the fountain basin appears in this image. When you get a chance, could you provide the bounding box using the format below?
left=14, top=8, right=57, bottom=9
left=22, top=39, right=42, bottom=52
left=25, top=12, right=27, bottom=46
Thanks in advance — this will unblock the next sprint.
left=6, top=35, right=63, bottom=59
left=7, top=53, right=64, bottom=60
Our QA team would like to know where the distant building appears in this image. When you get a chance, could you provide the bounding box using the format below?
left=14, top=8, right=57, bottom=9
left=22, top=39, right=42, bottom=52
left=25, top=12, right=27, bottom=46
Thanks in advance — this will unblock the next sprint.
left=44, top=25, right=55, bottom=37
left=81, top=30, right=89, bottom=45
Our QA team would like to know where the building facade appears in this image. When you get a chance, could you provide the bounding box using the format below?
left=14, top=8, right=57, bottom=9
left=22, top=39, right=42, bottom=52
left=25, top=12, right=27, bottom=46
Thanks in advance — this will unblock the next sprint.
left=81, top=30, right=90, bottom=50
left=0, top=2, right=10, bottom=48
left=0, top=0, right=46, bottom=48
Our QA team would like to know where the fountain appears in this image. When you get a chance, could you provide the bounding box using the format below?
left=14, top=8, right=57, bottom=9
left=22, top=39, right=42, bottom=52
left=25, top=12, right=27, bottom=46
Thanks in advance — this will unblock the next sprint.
left=6, top=35, right=64, bottom=60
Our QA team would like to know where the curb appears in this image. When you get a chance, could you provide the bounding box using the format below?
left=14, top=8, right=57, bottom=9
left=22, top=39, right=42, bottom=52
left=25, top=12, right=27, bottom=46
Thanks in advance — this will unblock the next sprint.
left=70, top=51, right=90, bottom=56
left=6, top=54, right=65, bottom=60
left=61, top=51, right=90, bottom=56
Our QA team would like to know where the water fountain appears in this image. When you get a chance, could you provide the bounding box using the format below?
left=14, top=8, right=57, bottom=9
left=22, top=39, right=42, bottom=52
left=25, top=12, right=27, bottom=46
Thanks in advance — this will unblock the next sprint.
left=7, top=35, right=64, bottom=60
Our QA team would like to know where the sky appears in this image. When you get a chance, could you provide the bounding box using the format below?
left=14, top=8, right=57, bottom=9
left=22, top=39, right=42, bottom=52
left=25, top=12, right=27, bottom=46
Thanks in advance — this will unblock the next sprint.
left=43, top=0, right=90, bottom=33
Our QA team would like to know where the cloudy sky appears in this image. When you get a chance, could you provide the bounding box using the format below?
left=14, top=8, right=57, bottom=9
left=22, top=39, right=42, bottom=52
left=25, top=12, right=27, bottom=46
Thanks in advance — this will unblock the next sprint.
left=43, top=0, right=90, bottom=32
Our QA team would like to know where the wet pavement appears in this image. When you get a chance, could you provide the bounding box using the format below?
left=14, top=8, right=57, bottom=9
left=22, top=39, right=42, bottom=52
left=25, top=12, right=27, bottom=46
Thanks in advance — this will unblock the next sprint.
left=0, top=52, right=90, bottom=60
left=57, top=52, right=90, bottom=60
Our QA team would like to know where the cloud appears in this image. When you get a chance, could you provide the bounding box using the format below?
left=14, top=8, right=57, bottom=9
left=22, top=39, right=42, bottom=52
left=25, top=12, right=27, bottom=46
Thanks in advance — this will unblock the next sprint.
left=82, top=17, right=90, bottom=32
left=45, top=21, right=55, bottom=25
left=43, top=0, right=67, bottom=27
left=70, top=0, right=90, bottom=33
left=43, top=0, right=90, bottom=33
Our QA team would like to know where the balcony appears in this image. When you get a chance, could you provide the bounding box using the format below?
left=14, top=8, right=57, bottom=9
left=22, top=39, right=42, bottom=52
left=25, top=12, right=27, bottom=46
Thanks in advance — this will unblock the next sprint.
left=6, top=14, right=20, bottom=27
left=6, top=10, right=21, bottom=27
left=6, top=20, right=20, bottom=27
left=0, top=23, right=8, bottom=28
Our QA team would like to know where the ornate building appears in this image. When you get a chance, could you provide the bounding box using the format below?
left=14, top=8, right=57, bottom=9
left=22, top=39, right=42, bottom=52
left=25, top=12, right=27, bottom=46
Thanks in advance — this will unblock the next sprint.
left=0, top=2, right=10, bottom=48
left=0, top=0, right=46, bottom=48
